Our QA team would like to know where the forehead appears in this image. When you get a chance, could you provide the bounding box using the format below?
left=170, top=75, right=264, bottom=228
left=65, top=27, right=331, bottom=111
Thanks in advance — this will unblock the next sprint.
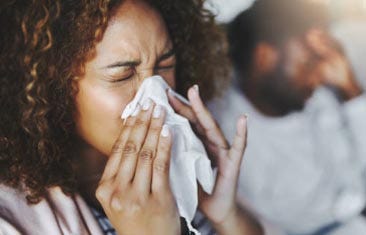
left=98, top=0, right=170, bottom=55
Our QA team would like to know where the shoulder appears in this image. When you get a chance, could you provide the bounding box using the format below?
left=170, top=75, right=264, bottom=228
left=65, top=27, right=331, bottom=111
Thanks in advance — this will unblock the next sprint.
left=0, top=216, right=22, bottom=235
left=0, top=184, right=28, bottom=234
left=0, top=184, right=102, bottom=235
left=0, top=183, right=27, bottom=210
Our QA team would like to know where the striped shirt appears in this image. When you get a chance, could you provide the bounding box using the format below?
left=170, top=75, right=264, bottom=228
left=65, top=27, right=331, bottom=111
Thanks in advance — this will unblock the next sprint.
left=91, top=208, right=117, bottom=235
left=91, top=208, right=216, bottom=235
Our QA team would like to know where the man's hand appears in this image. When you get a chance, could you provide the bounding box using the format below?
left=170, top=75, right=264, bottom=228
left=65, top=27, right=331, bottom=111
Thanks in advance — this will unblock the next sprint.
left=306, top=29, right=363, bottom=101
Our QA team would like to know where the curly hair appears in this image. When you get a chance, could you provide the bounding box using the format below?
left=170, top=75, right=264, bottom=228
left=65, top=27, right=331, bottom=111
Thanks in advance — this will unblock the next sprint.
left=0, top=0, right=229, bottom=203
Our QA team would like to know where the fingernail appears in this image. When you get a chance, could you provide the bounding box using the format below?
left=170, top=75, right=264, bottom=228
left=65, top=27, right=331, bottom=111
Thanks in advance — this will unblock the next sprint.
left=131, top=105, right=141, bottom=116
left=153, top=105, right=162, bottom=118
left=193, top=84, right=199, bottom=93
left=167, top=88, right=173, bottom=95
left=142, top=98, right=152, bottom=111
left=161, top=124, right=170, bottom=137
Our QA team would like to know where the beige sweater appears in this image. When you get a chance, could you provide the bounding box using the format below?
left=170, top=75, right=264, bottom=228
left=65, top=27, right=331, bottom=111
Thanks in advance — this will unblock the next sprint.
left=0, top=184, right=104, bottom=235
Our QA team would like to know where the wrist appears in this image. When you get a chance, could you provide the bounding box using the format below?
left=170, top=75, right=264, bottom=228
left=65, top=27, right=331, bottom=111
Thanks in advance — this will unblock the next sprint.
left=211, top=207, right=240, bottom=233
left=211, top=207, right=264, bottom=235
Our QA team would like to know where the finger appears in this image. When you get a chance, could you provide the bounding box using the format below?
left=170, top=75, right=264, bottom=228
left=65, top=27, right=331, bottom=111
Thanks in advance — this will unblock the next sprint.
left=205, top=141, right=229, bottom=166
left=115, top=99, right=154, bottom=184
left=95, top=179, right=114, bottom=213
left=318, top=30, right=345, bottom=55
left=211, top=116, right=248, bottom=198
left=167, top=88, right=197, bottom=123
left=305, top=29, right=342, bottom=59
left=229, top=115, right=248, bottom=166
left=305, top=29, right=332, bottom=58
left=152, top=124, right=172, bottom=193
left=100, top=114, right=136, bottom=182
left=167, top=88, right=209, bottom=138
left=187, top=85, right=228, bottom=149
left=133, top=105, right=166, bottom=195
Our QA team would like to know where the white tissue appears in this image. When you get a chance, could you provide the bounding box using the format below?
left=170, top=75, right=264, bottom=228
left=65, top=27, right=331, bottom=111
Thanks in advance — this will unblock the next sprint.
left=121, top=75, right=215, bottom=233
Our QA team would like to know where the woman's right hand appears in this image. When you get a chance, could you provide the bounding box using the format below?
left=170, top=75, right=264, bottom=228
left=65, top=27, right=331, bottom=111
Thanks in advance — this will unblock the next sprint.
left=95, top=100, right=180, bottom=235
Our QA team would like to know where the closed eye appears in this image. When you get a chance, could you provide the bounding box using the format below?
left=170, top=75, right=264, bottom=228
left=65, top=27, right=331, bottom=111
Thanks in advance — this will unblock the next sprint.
left=110, top=72, right=135, bottom=83
left=104, top=66, right=135, bottom=83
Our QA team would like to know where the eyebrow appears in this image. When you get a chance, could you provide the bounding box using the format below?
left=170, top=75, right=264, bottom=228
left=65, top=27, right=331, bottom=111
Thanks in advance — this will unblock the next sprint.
left=103, top=48, right=175, bottom=69
left=157, top=48, right=175, bottom=63
left=104, top=60, right=141, bottom=69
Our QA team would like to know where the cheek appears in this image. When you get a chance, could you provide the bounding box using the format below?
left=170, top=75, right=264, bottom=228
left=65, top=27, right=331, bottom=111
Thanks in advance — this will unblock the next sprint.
left=75, top=81, right=133, bottom=155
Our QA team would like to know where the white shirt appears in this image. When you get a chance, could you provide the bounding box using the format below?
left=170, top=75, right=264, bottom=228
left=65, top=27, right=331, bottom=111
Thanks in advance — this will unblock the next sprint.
left=208, top=85, right=366, bottom=234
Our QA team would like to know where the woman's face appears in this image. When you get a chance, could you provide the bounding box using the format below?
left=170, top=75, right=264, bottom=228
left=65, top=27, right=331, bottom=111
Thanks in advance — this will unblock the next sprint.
left=75, top=0, right=176, bottom=156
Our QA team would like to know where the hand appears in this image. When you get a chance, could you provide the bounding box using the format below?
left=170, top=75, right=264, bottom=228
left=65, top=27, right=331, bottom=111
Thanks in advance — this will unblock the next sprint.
left=168, top=86, right=262, bottom=235
left=306, top=29, right=362, bottom=100
left=95, top=100, right=180, bottom=235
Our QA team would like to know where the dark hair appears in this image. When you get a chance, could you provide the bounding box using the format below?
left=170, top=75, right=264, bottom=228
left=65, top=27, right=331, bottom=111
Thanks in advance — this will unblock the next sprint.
left=0, top=0, right=229, bottom=203
left=227, top=0, right=329, bottom=78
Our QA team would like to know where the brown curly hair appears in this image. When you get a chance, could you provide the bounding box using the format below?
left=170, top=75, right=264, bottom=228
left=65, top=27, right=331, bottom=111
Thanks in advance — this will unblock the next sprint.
left=0, top=0, right=229, bottom=203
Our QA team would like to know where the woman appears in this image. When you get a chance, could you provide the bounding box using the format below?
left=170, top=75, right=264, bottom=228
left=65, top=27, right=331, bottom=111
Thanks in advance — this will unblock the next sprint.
left=0, top=0, right=263, bottom=234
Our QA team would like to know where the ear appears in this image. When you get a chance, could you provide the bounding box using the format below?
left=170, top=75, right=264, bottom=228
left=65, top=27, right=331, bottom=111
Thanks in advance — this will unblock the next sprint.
left=253, top=42, right=279, bottom=76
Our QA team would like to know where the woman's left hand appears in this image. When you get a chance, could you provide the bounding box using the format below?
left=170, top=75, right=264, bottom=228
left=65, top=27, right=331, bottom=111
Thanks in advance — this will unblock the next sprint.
left=167, top=85, right=248, bottom=225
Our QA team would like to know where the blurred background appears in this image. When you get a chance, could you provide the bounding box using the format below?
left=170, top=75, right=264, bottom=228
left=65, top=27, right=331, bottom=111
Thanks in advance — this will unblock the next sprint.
left=206, top=0, right=366, bottom=22
left=204, top=1, right=366, bottom=235
left=206, top=0, right=366, bottom=89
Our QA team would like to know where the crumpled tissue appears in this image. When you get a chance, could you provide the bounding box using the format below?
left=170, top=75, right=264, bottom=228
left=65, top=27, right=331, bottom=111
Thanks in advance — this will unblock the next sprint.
left=121, top=75, right=215, bottom=233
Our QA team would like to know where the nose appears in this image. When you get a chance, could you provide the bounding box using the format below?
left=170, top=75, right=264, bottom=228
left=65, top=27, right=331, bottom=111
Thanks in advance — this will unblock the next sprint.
left=129, top=68, right=156, bottom=95
left=138, top=69, right=155, bottom=82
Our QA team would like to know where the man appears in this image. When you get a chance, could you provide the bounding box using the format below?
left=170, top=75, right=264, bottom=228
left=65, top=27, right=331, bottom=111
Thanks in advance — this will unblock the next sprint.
left=208, top=0, right=366, bottom=234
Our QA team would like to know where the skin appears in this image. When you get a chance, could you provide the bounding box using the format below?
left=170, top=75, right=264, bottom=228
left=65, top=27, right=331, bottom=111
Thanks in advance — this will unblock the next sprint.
left=74, top=0, right=263, bottom=235
left=304, top=29, right=363, bottom=100
left=75, top=0, right=176, bottom=155
left=246, top=28, right=362, bottom=117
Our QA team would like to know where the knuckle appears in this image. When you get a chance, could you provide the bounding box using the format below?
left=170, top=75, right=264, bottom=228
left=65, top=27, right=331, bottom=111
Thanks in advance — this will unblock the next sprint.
left=123, top=141, right=137, bottom=154
left=153, top=160, right=169, bottom=173
left=148, top=125, right=161, bottom=134
left=110, top=194, right=123, bottom=211
left=134, top=117, right=147, bottom=127
left=110, top=195, right=144, bottom=214
left=159, top=143, right=170, bottom=152
left=95, top=183, right=110, bottom=202
left=124, top=119, right=135, bottom=127
left=139, top=148, right=154, bottom=161
left=126, top=201, right=144, bottom=215
left=111, top=141, right=124, bottom=154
